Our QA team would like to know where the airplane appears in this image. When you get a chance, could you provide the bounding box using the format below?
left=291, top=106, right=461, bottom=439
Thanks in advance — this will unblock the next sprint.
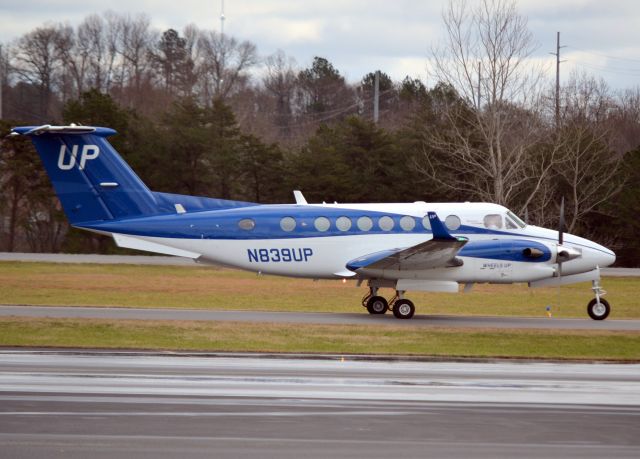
left=10, top=124, right=616, bottom=320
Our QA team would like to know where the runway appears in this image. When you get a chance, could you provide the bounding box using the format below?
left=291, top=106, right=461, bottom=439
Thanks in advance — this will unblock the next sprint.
left=0, top=351, right=639, bottom=458
left=2, top=304, right=640, bottom=330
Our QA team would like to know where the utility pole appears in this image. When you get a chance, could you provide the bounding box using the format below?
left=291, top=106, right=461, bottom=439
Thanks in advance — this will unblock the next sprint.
left=550, top=31, right=566, bottom=128
left=373, top=70, right=379, bottom=124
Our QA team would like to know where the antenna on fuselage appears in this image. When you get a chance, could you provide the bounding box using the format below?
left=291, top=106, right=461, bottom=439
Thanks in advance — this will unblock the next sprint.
left=293, top=190, right=308, bottom=205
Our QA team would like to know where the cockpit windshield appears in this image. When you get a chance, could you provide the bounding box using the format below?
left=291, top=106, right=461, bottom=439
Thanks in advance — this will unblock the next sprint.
left=506, top=210, right=526, bottom=229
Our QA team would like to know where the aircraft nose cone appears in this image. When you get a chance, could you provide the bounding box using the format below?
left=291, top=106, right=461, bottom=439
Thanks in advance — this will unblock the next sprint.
left=598, top=247, right=616, bottom=267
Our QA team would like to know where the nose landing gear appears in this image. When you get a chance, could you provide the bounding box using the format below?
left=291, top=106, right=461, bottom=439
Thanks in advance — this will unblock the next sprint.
left=588, top=279, right=610, bottom=320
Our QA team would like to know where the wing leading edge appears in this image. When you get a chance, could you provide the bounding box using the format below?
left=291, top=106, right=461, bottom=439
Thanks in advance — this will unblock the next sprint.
left=346, top=212, right=468, bottom=272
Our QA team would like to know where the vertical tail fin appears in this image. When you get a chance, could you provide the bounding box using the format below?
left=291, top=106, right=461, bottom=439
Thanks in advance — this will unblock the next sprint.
left=11, top=125, right=158, bottom=224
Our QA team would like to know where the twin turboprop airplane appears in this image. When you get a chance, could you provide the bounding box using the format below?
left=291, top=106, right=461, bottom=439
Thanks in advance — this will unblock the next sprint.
left=11, top=124, right=616, bottom=320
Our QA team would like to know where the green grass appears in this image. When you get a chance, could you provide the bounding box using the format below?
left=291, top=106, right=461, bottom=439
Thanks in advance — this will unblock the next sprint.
left=1, top=317, right=639, bottom=360
left=0, top=261, right=638, bottom=319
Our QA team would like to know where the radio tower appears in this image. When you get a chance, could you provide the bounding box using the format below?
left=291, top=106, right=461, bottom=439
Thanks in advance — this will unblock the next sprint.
left=218, top=0, right=226, bottom=94
left=220, top=0, right=225, bottom=36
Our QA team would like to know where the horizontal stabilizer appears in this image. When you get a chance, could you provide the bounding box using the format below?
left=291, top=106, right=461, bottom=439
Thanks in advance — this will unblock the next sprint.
left=13, top=124, right=98, bottom=136
left=113, top=233, right=201, bottom=259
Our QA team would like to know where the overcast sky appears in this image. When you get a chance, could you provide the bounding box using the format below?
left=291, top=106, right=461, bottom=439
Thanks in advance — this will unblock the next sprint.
left=1, top=0, right=639, bottom=89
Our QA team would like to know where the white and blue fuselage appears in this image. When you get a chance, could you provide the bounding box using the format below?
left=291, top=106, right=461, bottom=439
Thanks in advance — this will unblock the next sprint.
left=83, top=201, right=614, bottom=284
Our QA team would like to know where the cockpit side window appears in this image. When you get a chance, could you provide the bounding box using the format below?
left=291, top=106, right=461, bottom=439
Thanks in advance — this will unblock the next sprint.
left=506, top=210, right=526, bottom=228
left=483, top=214, right=503, bottom=229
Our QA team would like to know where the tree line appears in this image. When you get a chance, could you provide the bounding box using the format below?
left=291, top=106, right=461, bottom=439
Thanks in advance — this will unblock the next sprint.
left=0, top=1, right=638, bottom=265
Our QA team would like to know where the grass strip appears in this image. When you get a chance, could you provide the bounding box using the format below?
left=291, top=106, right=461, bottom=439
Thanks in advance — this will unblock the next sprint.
left=1, top=317, right=639, bottom=361
left=0, top=262, right=638, bottom=318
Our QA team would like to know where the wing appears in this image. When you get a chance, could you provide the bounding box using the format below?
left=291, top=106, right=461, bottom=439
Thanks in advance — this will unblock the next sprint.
left=346, top=212, right=468, bottom=272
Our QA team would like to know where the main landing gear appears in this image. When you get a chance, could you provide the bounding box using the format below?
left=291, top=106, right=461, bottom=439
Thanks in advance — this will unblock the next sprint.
left=362, top=286, right=416, bottom=319
left=588, top=278, right=610, bottom=320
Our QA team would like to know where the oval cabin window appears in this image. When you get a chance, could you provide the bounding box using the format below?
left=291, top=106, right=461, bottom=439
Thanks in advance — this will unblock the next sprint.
left=238, top=218, right=255, bottom=230
left=357, top=216, right=373, bottom=231
left=445, top=215, right=461, bottom=231
left=280, top=217, right=296, bottom=232
left=378, top=216, right=394, bottom=231
left=336, top=216, right=352, bottom=231
left=400, top=216, right=416, bottom=231
left=314, top=217, right=331, bottom=232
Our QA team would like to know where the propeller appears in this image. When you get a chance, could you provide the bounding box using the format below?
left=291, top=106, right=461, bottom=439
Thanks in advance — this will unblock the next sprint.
left=556, top=197, right=581, bottom=268
left=555, top=197, right=565, bottom=314
left=558, top=196, right=565, bottom=279
left=558, top=196, right=564, bottom=247
left=552, top=197, right=580, bottom=314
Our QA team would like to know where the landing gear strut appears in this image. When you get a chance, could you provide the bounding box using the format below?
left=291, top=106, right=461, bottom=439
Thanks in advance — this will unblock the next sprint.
left=588, top=279, right=610, bottom=320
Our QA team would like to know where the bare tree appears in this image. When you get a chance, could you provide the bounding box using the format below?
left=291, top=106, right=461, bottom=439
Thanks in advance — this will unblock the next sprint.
left=262, top=50, right=298, bottom=138
left=113, top=13, right=154, bottom=109
left=53, top=24, right=84, bottom=100
left=556, top=73, right=624, bottom=232
left=79, top=15, right=112, bottom=92
left=11, top=24, right=65, bottom=119
left=195, top=29, right=258, bottom=101
left=418, top=0, right=549, bottom=209
left=610, top=87, right=640, bottom=155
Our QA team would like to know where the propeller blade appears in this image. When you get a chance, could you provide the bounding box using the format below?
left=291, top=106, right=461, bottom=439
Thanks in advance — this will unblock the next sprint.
left=558, top=196, right=565, bottom=286
left=558, top=259, right=562, bottom=279
left=558, top=196, right=565, bottom=246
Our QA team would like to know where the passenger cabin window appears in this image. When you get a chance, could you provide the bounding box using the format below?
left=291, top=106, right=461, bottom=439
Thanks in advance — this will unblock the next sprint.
left=357, top=216, right=373, bottom=231
left=445, top=215, right=461, bottom=231
left=421, top=215, right=431, bottom=230
left=378, top=216, right=394, bottom=231
left=483, top=214, right=503, bottom=229
left=400, top=216, right=416, bottom=231
left=336, top=216, right=352, bottom=231
left=238, top=218, right=255, bottom=230
left=314, top=217, right=331, bottom=232
left=280, top=217, right=296, bottom=232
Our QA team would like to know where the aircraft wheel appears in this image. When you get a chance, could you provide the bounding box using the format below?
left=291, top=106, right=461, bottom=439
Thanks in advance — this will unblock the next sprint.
left=392, top=299, right=415, bottom=319
left=587, top=298, right=610, bottom=320
left=366, top=296, right=388, bottom=315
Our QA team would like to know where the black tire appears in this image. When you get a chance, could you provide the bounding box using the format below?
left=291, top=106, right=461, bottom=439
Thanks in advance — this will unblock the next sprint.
left=392, top=299, right=415, bottom=319
left=587, top=298, right=610, bottom=320
left=366, top=296, right=388, bottom=315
